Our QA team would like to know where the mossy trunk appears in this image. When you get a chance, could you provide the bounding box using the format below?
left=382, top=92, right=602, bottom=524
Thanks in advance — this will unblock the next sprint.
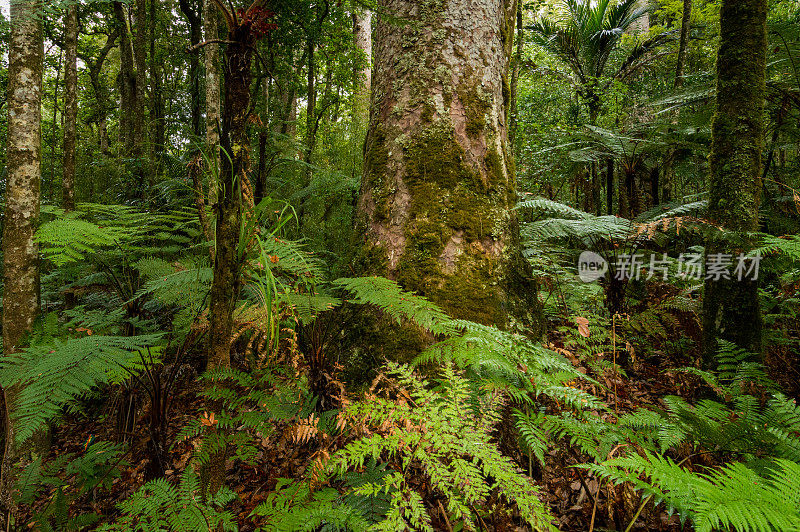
left=204, top=0, right=221, bottom=183
left=356, top=0, right=540, bottom=341
left=2, top=0, right=43, bottom=518
left=62, top=3, right=77, bottom=212
left=204, top=18, right=255, bottom=497
left=702, top=0, right=767, bottom=365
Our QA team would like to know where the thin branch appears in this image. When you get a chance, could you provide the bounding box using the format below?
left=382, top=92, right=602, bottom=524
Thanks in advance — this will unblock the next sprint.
left=187, top=38, right=237, bottom=54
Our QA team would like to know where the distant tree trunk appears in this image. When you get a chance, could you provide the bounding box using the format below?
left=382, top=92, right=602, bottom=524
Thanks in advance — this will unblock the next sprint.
left=133, top=0, right=148, bottom=151
left=48, top=50, right=61, bottom=201
left=255, top=75, right=270, bottom=203
left=304, top=39, right=317, bottom=164
left=62, top=3, right=78, bottom=211
left=1, top=0, right=43, bottom=518
left=357, top=0, right=539, bottom=340
left=150, top=0, right=165, bottom=163
left=606, top=158, right=614, bottom=215
left=179, top=0, right=202, bottom=138
left=82, top=28, right=118, bottom=156
left=114, top=2, right=136, bottom=153
left=674, top=0, right=692, bottom=89
left=702, top=0, right=767, bottom=365
left=353, top=9, right=371, bottom=132
left=204, top=0, right=221, bottom=178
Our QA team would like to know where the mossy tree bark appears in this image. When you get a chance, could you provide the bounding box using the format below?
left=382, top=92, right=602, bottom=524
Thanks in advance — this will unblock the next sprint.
left=357, top=0, right=540, bottom=337
left=62, top=2, right=77, bottom=212
left=204, top=0, right=267, bottom=495
left=2, top=0, right=43, bottom=519
left=702, top=0, right=767, bottom=365
left=204, top=0, right=221, bottom=196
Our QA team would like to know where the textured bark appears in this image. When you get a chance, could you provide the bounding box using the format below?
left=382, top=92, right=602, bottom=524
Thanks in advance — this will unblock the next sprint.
left=2, top=0, right=43, bottom=517
left=133, top=0, right=148, bottom=150
left=204, top=7, right=256, bottom=497
left=674, top=0, right=692, bottom=89
left=62, top=3, right=78, bottom=211
left=203, top=0, right=221, bottom=176
left=353, top=9, right=372, bottom=131
left=357, top=0, right=539, bottom=336
left=113, top=2, right=136, bottom=153
left=150, top=0, right=165, bottom=160
left=702, top=0, right=767, bottom=364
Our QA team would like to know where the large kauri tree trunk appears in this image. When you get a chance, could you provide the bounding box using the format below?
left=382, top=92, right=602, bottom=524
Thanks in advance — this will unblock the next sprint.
left=357, top=0, right=539, bottom=334
left=2, top=0, right=43, bottom=518
left=702, top=0, right=767, bottom=364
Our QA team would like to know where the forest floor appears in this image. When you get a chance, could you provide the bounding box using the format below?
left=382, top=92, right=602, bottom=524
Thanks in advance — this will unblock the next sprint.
left=29, top=317, right=799, bottom=531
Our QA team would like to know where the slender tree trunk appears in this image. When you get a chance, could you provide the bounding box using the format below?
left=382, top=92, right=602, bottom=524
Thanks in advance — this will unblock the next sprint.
left=1, top=0, right=43, bottom=519
left=133, top=0, right=147, bottom=152
left=255, top=75, right=270, bottom=203
left=702, top=0, right=768, bottom=364
left=591, top=161, right=601, bottom=215
left=606, top=158, right=614, bottom=215
left=114, top=2, right=136, bottom=153
left=204, top=6, right=258, bottom=497
left=62, top=3, right=78, bottom=211
left=674, top=0, right=692, bottom=90
left=357, top=0, right=539, bottom=340
left=353, top=8, right=371, bottom=132
left=204, top=0, right=221, bottom=179
left=179, top=0, right=202, bottom=138
left=48, top=50, right=61, bottom=202
left=304, top=39, right=316, bottom=164
left=150, top=0, right=165, bottom=163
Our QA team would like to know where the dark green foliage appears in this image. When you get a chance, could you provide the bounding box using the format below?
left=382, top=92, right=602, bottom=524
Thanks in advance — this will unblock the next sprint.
left=17, top=441, right=127, bottom=531
left=97, top=469, right=237, bottom=532
left=330, top=363, right=556, bottom=531
left=0, top=334, right=162, bottom=443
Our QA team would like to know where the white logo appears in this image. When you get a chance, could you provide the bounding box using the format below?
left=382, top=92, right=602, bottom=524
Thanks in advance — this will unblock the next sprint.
left=578, top=251, right=608, bottom=283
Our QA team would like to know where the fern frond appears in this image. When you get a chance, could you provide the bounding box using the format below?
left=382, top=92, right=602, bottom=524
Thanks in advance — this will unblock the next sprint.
left=333, top=277, right=456, bottom=336
left=0, top=335, right=162, bottom=443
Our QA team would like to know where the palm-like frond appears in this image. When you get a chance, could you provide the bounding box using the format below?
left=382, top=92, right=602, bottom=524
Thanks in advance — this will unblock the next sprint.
left=530, top=0, right=651, bottom=85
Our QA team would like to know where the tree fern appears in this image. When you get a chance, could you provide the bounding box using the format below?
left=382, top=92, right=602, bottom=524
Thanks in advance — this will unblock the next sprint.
left=585, top=453, right=800, bottom=532
left=0, top=334, right=162, bottom=443
left=333, top=277, right=456, bottom=336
